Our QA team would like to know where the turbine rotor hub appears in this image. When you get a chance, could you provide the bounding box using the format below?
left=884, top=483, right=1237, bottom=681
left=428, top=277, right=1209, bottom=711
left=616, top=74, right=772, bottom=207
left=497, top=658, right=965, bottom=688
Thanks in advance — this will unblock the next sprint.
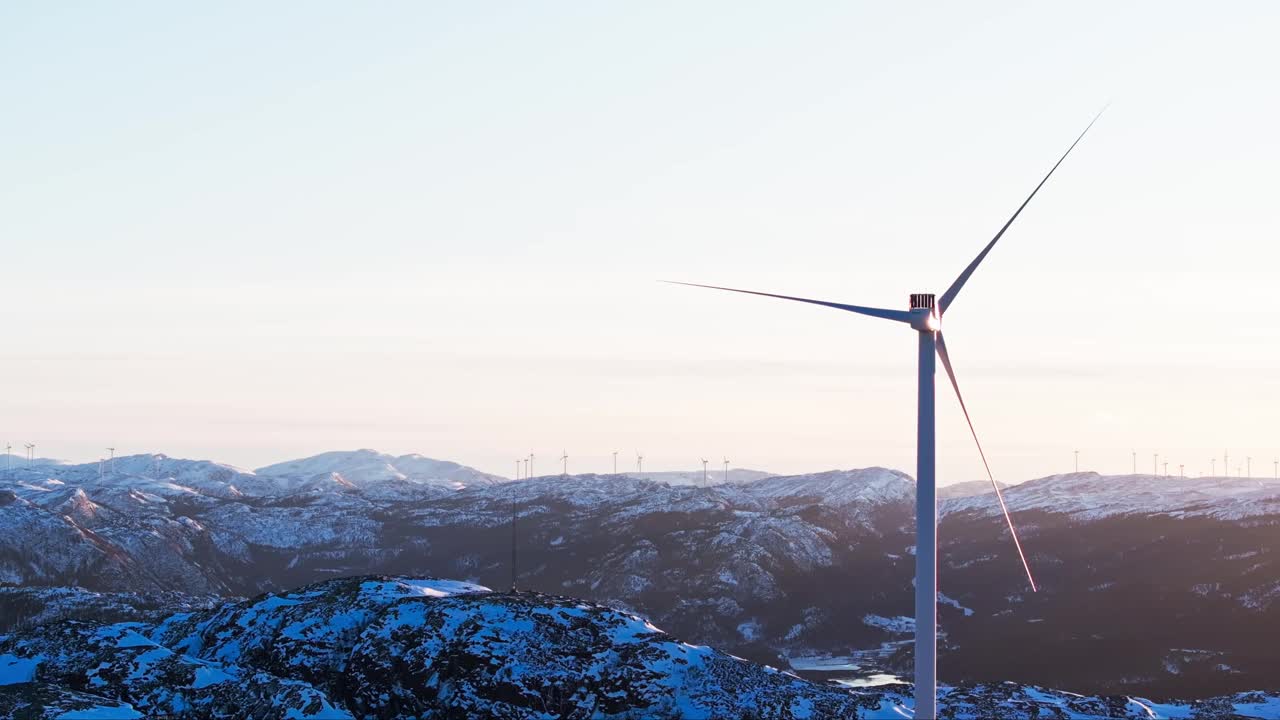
left=908, top=293, right=938, bottom=332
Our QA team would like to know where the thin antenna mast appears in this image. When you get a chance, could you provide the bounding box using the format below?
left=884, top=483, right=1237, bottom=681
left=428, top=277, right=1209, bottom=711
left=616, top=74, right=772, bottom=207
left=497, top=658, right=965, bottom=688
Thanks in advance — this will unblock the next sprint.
left=511, top=458, right=520, bottom=592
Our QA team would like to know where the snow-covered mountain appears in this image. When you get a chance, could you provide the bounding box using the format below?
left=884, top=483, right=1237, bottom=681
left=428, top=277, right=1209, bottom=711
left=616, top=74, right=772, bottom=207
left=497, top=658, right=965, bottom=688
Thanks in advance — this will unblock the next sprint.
left=2, top=576, right=1278, bottom=719
left=255, top=448, right=503, bottom=495
left=624, top=468, right=773, bottom=486
left=2, top=455, right=1279, bottom=699
left=0, top=575, right=870, bottom=719
left=947, top=471, right=1280, bottom=522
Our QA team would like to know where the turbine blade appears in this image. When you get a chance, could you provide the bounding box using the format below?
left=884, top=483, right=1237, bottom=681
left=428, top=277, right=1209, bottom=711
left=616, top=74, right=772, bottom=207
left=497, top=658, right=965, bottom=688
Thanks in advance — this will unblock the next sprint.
left=664, top=281, right=912, bottom=323
left=935, top=332, right=1038, bottom=592
left=938, top=110, right=1104, bottom=316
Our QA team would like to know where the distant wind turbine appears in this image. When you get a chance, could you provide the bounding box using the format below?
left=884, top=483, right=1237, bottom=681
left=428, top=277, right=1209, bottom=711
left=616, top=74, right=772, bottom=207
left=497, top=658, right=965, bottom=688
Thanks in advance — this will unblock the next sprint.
left=106, top=447, right=115, bottom=473
left=560, top=450, right=569, bottom=477
left=1132, top=450, right=1136, bottom=475
left=701, top=458, right=709, bottom=486
left=1074, top=450, right=1079, bottom=473
left=1225, top=450, right=1230, bottom=478
left=1246, top=456, right=1252, bottom=479
left=723, top=457, right=730, bottom=484
left=1153, top=453, right=1158, bottom=476
left=4, top=443, right=10, bottom=472
left=25, top=443, right=34, bottom=466
left=667, top=113, right=1101, bottom=718
left=613, top=451, right=619, bottom=475
left=636, top=452, right=643, bottom=475
left=1211, top=458, right=1216, bottom=476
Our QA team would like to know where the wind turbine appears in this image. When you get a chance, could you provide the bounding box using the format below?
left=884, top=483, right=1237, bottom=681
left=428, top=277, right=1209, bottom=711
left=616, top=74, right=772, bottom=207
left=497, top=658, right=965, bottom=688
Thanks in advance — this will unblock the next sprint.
left=25, top=443, right=34, bottom=466
left=1211, top=458, right=1216, bottom=476
left=668, top=114, right=1100, bottom=719
left=1273, top=458, right=1277, bottom=480
left=723, top=457, right=730, bottom=484
left=1225, top=450, right=1230, bottom=478
left=4, top=443, right=10, bottom=472
left=636, top=451, right=644, bottom=475
left=560, top=450, right=569, bottom=477
left=701, top=458, right=709, bottom=486
left=1247, top=456, right=1252, bottom=478
left=613, top=451, right=619, bottom=475
left=1153, top=453, right=1158, bottom=476
left=1074, top=450, right=1079, bottom=473
left=1132, top=450, right=1136, bottom=475
left=106, top=447, right=115, bottom=473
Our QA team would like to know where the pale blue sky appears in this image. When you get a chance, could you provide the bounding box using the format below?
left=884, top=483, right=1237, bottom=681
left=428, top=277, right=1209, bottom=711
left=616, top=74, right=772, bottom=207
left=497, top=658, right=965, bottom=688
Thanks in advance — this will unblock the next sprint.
left=2, top=2, right=1278, bottom=481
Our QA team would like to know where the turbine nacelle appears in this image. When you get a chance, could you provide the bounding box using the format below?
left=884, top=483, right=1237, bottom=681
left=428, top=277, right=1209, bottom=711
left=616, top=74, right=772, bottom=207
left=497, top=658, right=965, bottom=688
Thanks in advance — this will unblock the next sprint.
left=908, top=293, right=939, bottom=333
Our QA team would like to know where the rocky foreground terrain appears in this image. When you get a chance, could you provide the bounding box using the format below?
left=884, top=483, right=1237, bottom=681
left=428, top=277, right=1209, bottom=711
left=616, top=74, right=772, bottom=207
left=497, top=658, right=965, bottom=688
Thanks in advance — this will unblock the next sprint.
left=2, top=576, right=1279, bottom=719
left=2, top=449, right=1279, bottom=699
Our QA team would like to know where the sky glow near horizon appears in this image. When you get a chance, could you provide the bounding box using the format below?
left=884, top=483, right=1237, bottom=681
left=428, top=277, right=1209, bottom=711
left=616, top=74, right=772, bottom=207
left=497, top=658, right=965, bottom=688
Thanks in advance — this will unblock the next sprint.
left=2, top=2, right=1279, bottom=483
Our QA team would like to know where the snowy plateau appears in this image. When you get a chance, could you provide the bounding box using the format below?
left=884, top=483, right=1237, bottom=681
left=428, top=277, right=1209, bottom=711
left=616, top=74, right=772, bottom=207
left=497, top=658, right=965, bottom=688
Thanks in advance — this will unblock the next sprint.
left=2, top=449, right=1280, bottom=718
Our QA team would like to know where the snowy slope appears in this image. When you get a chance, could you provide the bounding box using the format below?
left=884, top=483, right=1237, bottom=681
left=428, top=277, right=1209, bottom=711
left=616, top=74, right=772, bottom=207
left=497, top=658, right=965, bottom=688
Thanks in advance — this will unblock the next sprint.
left=4, top=458, right=1280, bottom=699
left=256, top=448, right=504, bottom=493
left=3, top=576, right=1280, bottom=719
left=944, top=472, right=1280, bottom=522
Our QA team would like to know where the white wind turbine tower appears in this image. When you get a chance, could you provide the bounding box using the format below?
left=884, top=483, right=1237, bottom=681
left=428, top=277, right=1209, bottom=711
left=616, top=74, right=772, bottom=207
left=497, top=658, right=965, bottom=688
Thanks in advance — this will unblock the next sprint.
left=668, top=114, right=1101, bottom=719
left=25, top=443, right=34, bottom=466
left=636, top=451, right=644, bottom=475
left=106, top=447, right=115, bottom=473
left=723, top=457, right=730, bottom=484
left=700, top=458, right=709, bottom=486
left=4, top=443, right=10, bottom=473
left=560, top=450, right=569, bottom=477
left=1212, top=458, right=1217, bottom=476
left=613, top=451, right=619, bottom=475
